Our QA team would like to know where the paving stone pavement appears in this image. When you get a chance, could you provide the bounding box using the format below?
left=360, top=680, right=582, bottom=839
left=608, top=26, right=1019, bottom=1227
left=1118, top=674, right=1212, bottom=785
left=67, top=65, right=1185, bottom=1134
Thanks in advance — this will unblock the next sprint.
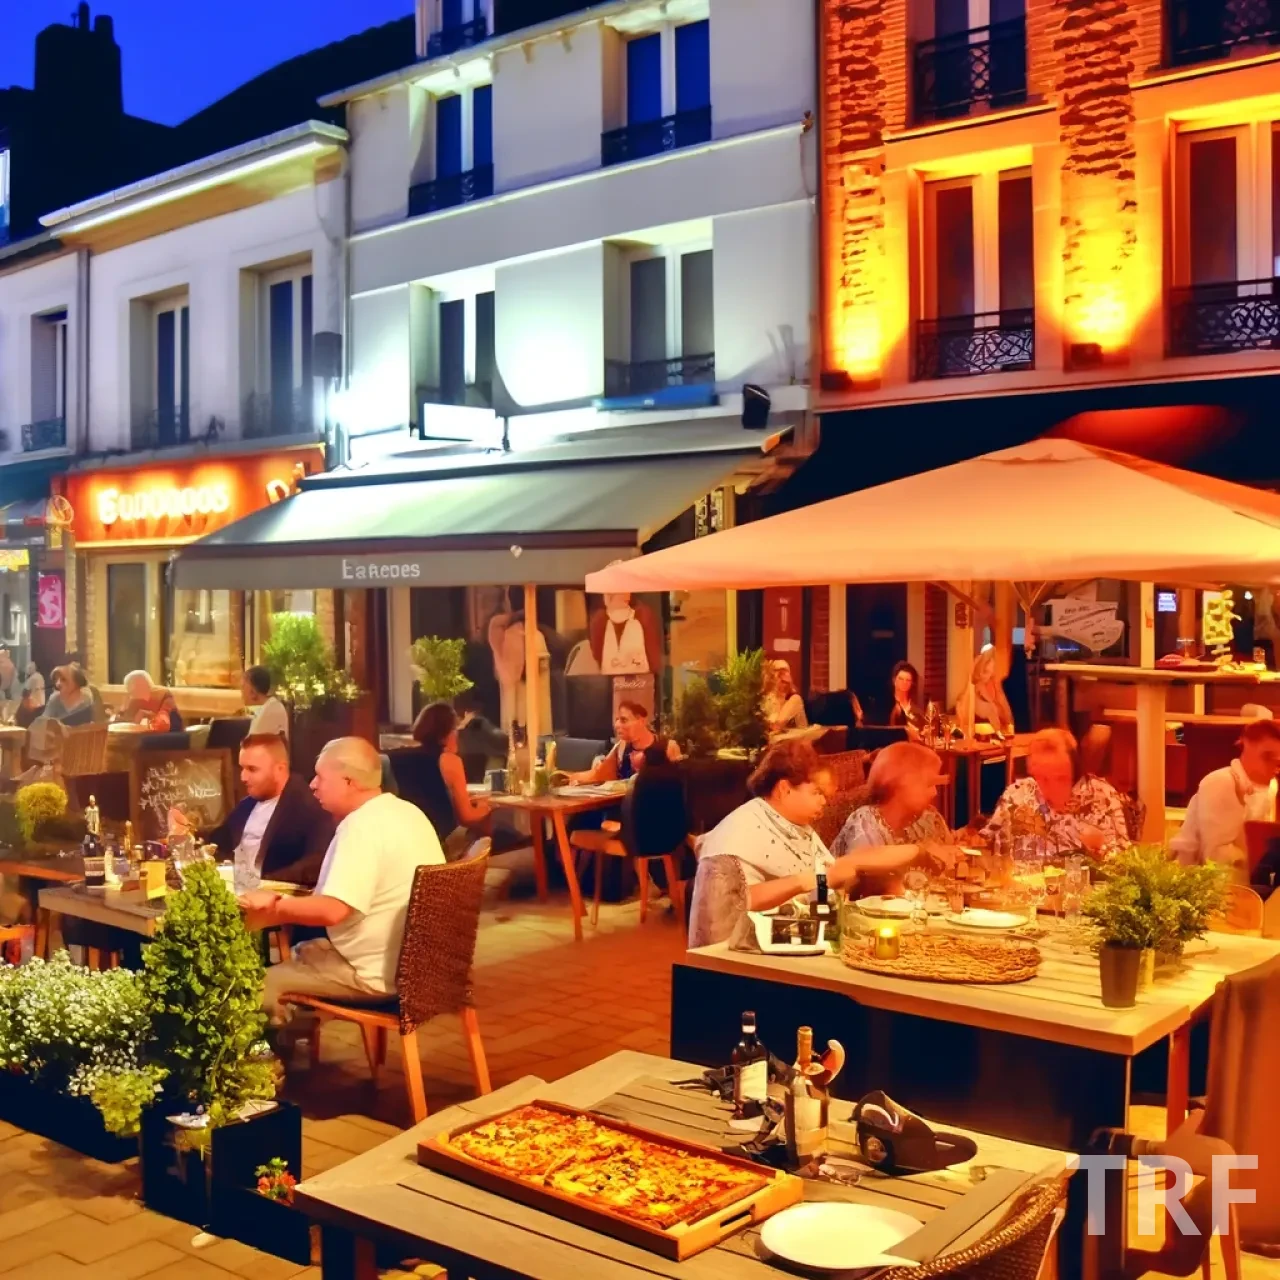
left=3, top=892, right=1277, bottom=1278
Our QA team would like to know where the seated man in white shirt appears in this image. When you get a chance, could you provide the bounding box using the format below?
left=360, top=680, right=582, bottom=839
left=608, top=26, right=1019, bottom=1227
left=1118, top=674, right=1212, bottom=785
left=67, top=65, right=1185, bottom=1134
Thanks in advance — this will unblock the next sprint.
left=243, top=665, right=290, bottom=741
left=239, top=736, right=444, bottom=1028
left=1171, top=718, right=1280, bottom=879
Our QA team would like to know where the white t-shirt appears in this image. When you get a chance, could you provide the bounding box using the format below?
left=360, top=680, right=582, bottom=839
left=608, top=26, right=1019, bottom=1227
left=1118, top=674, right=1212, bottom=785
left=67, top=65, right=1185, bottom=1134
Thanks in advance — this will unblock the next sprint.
left=234, top=795, right=279, bottom=892
left=1170, top=758, right=1276, bottom=871
left=316, top=792, right=444, bottom=992
left=250, top=696, right=290, bottom=740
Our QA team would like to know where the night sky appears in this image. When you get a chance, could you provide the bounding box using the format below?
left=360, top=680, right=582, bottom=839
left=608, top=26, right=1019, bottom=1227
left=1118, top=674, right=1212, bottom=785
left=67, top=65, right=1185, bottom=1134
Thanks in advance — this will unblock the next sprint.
left=0, top=0, right=414, bottom=125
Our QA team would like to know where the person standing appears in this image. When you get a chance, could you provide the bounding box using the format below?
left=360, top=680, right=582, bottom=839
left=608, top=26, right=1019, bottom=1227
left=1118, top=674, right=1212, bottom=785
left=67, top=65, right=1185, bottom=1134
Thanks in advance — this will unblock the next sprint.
left=242, top=738, right=445, bottom=1026
left=243, top=665, right=289, bottom=740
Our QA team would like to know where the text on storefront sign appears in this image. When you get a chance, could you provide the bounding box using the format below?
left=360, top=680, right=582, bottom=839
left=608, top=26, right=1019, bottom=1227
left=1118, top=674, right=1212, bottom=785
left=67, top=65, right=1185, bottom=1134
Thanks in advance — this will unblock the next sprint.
left=341, top=559, right=424, bottom=581
left=97, top=485, right=233, bottom=527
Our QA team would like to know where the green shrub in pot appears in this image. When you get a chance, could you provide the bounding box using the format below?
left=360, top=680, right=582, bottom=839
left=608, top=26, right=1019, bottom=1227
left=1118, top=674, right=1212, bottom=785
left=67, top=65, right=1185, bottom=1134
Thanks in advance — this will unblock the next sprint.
left=409, top=635, right=474, bottom=704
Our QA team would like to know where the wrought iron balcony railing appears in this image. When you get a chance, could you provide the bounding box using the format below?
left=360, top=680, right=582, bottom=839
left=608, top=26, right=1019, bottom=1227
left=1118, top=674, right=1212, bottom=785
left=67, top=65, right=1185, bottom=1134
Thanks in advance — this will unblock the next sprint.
left=601, top=106, right=712, bottom=168
left=20, top=417, right=66, bottom=452
left=132, top=405, right=191, bottom=450
left=408, top=164, right=494, bottom=217
left=1169, top=278, right=1280, bottom=356
left=426, top=15, right=488, bottom=58
left=1169, top=0, right=1280, bottom=66
left=915, top=310, right=1035, bottom=380
left=603, top=352, right=715, bottom=398
left=913, top=18, right=1027, bottom=121
left=242, top=389, right=316, bottom=439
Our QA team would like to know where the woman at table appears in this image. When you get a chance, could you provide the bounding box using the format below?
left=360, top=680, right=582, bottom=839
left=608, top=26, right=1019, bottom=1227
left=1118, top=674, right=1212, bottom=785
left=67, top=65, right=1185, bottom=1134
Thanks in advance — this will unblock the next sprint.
left=119, top=670, right=184, bottom=733
left=982, top=728, right=1128, bottom=861
left=40, top=664, right=95, bottom=727
left=409, top=701, right=492, bottom=854
left=831, top=741, right=952, bottom=859
left=568, top=701, right=681, bottom=784
left=762, top=660, right=808, bottom=736
left=887, top=661, right=924, bottom=735
left=689, top=741, right=953, bottom=942
left=954, top=646, right=1014, bottom=736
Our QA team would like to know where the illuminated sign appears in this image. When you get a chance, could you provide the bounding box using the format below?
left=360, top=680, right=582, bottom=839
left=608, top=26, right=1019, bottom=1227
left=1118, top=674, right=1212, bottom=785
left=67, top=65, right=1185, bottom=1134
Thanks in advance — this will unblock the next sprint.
left=98, top=484, right=232, bottom=527
left=1157, top=591, right=1178, bottom=614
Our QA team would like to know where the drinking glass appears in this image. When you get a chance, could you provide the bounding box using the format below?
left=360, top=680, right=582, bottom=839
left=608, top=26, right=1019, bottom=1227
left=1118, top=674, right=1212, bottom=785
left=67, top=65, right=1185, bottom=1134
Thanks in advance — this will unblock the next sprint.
left=1061, top=856, right=1089, bottom=924
left=903, top=867, right=930, bottom=929
left=1012, top=859, right=1046, bottom=930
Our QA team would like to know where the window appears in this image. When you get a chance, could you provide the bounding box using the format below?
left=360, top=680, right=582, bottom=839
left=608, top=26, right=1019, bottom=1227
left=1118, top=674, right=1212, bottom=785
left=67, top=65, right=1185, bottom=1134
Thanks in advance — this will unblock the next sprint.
left=1170, top=124, right=1280, bottom=355
left=437, top=94, right=463, bottom=180
left=253, top=270, right=313, bottom=435
left=918, top=170, right=1034, bottom=378
left=423, top=290, right=496, bottom=412
left=474, top=290, right=495, bottom=399
left=473, top=84, right=493, bottom=171
left=916, top=0, right=1026, bottom=121
left=27, top=310, right=68, bottom=449
left=107, top=564, right=148, bottom=684
left=604, top=21, right=712, bottom=166
left=439, top=299, right=466, bottom=405
left=0, top=147, right=9, bottom=243
left=154, top=300, right=190, bottom=445
left=165, top=587, right=243, bottom=688
left=427, top=0, right=487, bottom=56
left=409, top=86, right=494, bottom=215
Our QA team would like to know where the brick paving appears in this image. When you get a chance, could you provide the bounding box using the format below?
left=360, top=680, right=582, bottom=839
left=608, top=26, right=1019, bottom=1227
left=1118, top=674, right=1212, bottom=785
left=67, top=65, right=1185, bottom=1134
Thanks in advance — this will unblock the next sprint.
left=1, top=891, right=1276, bottom=1278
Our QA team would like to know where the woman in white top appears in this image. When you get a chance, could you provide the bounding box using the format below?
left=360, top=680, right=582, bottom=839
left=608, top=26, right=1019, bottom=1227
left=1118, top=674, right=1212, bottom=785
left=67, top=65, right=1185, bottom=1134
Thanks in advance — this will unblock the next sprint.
left=762, top=660, right=808, bottom=736
left=691, top=741, right=953, bottom=927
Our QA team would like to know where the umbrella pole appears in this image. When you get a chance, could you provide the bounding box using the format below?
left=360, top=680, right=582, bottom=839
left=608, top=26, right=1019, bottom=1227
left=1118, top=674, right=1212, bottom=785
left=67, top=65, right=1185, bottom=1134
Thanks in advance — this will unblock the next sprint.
left=523, top=584, right=541, bottom=784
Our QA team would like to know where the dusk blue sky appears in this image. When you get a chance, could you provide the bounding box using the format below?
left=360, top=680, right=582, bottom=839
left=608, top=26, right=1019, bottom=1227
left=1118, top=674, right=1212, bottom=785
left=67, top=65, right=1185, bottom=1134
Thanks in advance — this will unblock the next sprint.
left=0, top=0, right=413, bottom=124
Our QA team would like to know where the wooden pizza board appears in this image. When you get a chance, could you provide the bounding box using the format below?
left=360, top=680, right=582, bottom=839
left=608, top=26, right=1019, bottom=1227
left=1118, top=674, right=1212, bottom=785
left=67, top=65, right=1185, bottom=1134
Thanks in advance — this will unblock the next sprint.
left=417, top=1098, right=802, bottom=1260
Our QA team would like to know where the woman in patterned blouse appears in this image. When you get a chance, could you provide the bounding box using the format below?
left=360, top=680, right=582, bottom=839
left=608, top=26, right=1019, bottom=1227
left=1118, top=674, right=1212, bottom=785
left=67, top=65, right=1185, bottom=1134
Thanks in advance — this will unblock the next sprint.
left=982, top=728, right=1130, bottom=861
left=832, top=741, right=954, bottom=860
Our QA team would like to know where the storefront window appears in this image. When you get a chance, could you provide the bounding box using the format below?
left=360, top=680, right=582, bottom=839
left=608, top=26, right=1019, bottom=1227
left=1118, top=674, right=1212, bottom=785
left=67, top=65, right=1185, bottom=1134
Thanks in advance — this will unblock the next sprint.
left=107, top=564, right=148, bottom=684
left=165, top=587, right=243, bottom=688
left=0, top=557, right=31, bottom=677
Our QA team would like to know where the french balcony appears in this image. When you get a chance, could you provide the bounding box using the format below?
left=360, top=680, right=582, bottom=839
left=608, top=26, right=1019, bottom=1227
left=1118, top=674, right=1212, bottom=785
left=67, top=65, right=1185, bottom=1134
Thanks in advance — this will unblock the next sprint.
left=1169, top=279, right=1280, bottom=356
left=1169, top=0, right=1280, bottom=66
left=243, top=389, right=316, bottom=439
left=132, top=404, right=190, bottom=450
left=20, top=417, right=66, bottom=452
left=408, top=164, right=494, bottom=217
left=914, top=310, right=1035, bottom=380
left=419, top=381, right=494, bottom=411
left=426, top=15, right=488, bottom=58
left=913, top=18, right=1027, bottom=122
left=603, top=352, right=715, bottom=398
left=601, top=106, right=712, bottom=168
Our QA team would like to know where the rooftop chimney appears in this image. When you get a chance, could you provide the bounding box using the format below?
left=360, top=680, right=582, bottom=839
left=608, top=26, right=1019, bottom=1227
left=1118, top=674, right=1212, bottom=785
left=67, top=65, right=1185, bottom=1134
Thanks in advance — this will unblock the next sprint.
left=35, top=4, right=124, bottom=118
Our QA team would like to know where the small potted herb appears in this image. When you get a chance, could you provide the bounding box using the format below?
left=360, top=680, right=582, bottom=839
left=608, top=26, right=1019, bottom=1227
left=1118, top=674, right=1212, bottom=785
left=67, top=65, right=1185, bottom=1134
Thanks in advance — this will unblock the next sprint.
left=256, top=1156, right=297, bottom=1203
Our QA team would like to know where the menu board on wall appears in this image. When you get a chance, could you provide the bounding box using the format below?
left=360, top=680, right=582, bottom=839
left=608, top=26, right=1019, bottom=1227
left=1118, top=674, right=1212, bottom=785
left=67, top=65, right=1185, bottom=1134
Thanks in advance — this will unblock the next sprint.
left=130, top=749, right=234, bottom=843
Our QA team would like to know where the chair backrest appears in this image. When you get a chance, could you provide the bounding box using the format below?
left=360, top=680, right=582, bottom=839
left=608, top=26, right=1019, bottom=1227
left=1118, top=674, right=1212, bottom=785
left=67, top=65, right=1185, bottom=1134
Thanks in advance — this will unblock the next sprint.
left=621, top=763, right=690, bottom=858
left=60, top=723, right=109, bottom=777
left=138, top=731, right=190, bottom=753
left=817, top=749, right=869, bottom=794
left=1183, top=722, right=1246, bottom=797
left=394, top=852, right=489, bottom=1035
left=687, top=853, right=749, bottom=949
left=814, top=783, right=873, bottom=850
left=206, top=717, right=252, bottom=752
left=1210, top=883, right=1265, bottom=936
left=1244, top=820, right=1280, bottom=874
left=682, top=757, right=752, bottom=834
left=877, top=1175, right=1069, bottom=1280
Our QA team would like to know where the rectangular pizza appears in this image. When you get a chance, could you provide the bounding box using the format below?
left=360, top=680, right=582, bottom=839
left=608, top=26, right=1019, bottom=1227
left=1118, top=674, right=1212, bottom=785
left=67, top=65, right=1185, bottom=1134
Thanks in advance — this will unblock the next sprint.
left=445, top=1103, right=769, bottom=1229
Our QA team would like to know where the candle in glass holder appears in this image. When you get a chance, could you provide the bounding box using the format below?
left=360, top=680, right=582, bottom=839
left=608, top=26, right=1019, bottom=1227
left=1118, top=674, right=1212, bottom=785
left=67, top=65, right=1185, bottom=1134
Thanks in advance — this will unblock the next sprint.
left=874, top=924, right=900, bottom=960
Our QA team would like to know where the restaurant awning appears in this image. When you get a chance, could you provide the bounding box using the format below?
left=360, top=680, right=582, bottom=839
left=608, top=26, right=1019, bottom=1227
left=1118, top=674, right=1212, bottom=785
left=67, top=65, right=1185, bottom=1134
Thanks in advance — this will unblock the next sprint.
left=585, top=439, right=1280, bottom=594
left=171, top=426, right=788, bottom=590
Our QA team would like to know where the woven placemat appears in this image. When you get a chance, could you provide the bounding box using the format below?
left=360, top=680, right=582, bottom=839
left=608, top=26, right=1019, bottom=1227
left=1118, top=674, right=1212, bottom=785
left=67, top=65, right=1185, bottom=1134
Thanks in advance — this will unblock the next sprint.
left=842, top=932, right=1041, bottom=983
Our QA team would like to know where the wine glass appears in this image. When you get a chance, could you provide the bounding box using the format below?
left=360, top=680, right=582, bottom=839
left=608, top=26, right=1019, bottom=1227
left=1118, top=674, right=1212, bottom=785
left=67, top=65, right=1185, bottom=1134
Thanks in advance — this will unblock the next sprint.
left=1012, top=859, right=1046, bottom=932
left=903, top=866, right=930, bottom=929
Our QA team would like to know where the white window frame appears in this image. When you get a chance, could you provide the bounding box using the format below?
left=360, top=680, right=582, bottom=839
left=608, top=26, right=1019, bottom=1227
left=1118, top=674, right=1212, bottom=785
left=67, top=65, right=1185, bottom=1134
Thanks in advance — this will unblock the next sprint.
left=1173, top=123, right=1276, bottom=286
left=152, top=296, right=190, bottom=416
left=31, top=310, right=68, bottom=422
left=922, top=167, right=1031, bottom=320
left=622, top=241, right=714, bottom=363
left=259, top=266, right=312, bottom=395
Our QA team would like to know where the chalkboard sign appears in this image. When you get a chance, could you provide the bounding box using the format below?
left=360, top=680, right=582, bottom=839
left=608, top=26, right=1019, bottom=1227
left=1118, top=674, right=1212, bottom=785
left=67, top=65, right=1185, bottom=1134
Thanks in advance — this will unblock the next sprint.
left=130, top=749, right=234, bottom=844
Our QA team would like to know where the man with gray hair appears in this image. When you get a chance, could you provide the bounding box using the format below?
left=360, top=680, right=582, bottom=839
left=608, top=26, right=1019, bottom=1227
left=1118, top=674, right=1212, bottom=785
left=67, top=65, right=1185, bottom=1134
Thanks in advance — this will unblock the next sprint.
left=240, top=736, right=444, bottom=1026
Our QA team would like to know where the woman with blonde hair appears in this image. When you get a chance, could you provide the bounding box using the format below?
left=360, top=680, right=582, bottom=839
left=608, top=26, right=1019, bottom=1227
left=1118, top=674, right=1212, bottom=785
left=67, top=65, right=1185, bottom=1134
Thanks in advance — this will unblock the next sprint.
left=832, top=741, right=952, bottom=857
left=762, top=659, right=808, bottom=736
left=982, top=727, right=1129, bottom=860
left=954, top=646, right=1014, bottom=735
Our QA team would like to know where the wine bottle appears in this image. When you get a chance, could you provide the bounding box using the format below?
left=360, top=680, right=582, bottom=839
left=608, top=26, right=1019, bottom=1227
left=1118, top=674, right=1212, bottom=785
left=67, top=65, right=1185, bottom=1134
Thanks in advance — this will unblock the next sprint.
left=731, top=1011, right=768, bottom=1116
left=813, top=873, right=833, bottom=940
left=786, top=1025, right=829, bottom=1166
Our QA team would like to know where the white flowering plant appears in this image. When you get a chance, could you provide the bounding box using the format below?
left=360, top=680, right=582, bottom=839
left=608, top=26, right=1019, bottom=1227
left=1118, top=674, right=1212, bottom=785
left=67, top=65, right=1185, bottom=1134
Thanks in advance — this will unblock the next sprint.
left=0, top=952, right=166, bottom=1135
left=260, top=613, right=361, bottom=713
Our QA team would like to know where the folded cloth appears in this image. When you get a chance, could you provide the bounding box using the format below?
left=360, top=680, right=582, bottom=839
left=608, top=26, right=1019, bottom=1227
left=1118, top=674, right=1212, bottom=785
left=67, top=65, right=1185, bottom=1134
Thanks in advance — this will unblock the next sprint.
left=853, top=1090, right=978, bottom=1174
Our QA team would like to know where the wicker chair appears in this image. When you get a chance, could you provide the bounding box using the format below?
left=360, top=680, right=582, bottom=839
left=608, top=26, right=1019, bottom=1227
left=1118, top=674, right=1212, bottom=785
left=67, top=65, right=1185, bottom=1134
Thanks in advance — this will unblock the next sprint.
left=878, top=1174, right=1068, bottom=1280
left=59, top=723, right=110, bottom=777
left=282, top=840, right=492, bottom=1123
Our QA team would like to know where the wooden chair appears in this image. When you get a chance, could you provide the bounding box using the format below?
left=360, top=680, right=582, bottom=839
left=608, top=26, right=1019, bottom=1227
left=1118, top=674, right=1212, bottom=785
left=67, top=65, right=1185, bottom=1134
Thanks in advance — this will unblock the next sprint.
left=1209, top=884, right=1265, bottom=936
left=281, top=840, right=492, bottom=1123
left=878, top=1175, right=1068, bottom=1279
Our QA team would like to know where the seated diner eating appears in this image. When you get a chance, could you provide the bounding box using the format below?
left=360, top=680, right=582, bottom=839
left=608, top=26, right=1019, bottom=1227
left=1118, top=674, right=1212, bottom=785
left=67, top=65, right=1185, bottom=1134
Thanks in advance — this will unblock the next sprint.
left=39, top=664, right=95, bottom=727
left=688, top=740, right=953, bottom=944
left=119, top=669, right=184, bottom=732
left=831, top=741, right=951, bottom=857
left=240, top=737, right=445, bottom=1030
left=982, top=728, right=1129, bottom=860
left=568, top=700, right=681, bottom=783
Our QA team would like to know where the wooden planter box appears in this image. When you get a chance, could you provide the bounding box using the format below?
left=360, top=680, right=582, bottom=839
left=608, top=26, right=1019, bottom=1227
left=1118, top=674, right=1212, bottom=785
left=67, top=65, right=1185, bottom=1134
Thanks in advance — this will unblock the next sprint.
left=140, top=1099, right=309, bottom=1264
left=290, top=696, right=376, bottom=778
left=0, top=1070, right=137, bottom=1163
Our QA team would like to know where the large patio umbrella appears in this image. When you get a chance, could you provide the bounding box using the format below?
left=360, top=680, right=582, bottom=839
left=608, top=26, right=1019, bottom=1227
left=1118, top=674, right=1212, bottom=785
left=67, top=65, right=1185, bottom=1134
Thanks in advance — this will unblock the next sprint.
left=585, top=439, right=1280, bottom=595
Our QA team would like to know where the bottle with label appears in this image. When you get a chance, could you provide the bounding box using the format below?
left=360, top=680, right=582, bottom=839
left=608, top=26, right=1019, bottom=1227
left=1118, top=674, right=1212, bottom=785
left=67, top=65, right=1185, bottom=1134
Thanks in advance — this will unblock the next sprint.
left=785, top=1025, right=829, bottom=1167
left=813, top=873, right=833, bottom=942
left=730, top=1011, right=769, bottom=1117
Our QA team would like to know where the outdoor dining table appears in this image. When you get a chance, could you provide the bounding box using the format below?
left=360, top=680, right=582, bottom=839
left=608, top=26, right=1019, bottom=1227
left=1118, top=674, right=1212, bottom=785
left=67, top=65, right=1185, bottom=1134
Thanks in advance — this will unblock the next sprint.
left=488, top=787, right=628, bottom=941
left=934, top=734, right=1032, bottom=828
left=294, top=1049, right=1070, bottom=1280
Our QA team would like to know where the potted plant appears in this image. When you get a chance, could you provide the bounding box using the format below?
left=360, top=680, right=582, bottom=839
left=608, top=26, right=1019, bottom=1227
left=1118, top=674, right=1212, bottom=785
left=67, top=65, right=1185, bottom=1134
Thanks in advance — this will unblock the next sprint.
left=137, top=862, right=303, bottom=1260
left=1152, top=858, right=1229, bottom=965
left=675, top=676, right=720, bottom=759
left=15, top=782, right=68, bottom=843
left=711, top=648, right=768, bottom=753
left=410, top=635, right=474, bottom=705
left=0, top=952, right=160, bottom=1161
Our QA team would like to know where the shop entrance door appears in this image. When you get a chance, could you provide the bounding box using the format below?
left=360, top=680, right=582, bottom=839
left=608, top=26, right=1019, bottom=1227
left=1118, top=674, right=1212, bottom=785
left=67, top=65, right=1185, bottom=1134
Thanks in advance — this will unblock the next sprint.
left=846, top=584, right=907, bottom=725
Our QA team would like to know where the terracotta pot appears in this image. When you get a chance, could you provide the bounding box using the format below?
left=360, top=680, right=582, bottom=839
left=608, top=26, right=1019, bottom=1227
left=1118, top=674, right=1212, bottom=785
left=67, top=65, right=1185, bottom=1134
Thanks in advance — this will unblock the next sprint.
left=1098, top=943, right=1142, bottom=1008
left=1136, top=948, right=1156, bottom=991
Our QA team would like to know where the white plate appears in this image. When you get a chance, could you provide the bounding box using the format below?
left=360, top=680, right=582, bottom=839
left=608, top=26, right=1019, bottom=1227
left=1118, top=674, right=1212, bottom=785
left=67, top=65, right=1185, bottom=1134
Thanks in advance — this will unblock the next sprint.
left=947, top=909, right=1027, bottom=930
left=761, top=1202, right=922, bottom=1271
left=856, top=895, right=946, bottom=918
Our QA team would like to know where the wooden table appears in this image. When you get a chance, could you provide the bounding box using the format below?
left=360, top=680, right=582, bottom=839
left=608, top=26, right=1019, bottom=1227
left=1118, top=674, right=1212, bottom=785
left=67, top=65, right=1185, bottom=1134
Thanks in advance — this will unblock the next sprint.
left=934, top=735, right=1032, bottom=827
left=489, top=789, right=628, bottom=941
left=1048, top=664, right=1280, bottom=841
left=39, top=883, right=165, bottom=939
left=294, top=1050, right=1069, bottom=1280
left=0, top=854, right=83, bottom=957
left=0, top=725, right=26, bottom=777
left=1102, top=708, right=1259, bottom=727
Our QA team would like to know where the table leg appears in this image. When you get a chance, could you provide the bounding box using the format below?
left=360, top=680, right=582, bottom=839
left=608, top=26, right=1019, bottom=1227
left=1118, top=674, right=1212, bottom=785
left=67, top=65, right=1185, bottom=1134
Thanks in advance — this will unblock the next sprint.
left=1165, top=1023, right=1191, bottom=1138
left=551, top=811, right=585, bottom=942
left=1135, top=682, right=1168, bottom=843
left=318, top=1226, right=378, bottom=1280
left=34, top=907, right=50, bottom=959
left=529, top=818, right=549, bottom=903
left=941, top=756, right=957, bottom=828
left=968, top=757, right=982, bottom=826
